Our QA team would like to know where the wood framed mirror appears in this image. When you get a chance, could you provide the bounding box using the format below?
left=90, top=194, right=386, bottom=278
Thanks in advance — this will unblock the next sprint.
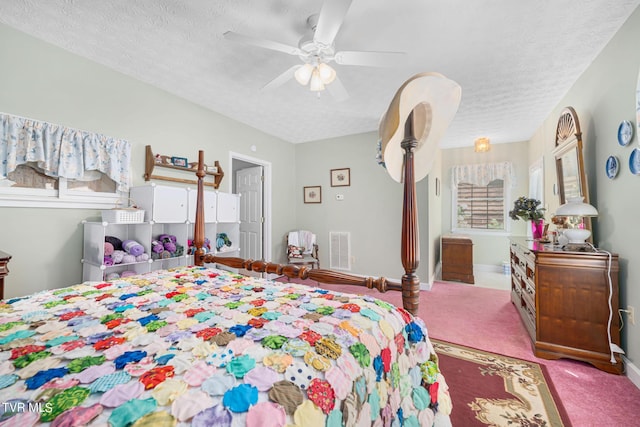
left=553, top=107, right=589, bottom=205
left=552, top=106, right=592, bottom=237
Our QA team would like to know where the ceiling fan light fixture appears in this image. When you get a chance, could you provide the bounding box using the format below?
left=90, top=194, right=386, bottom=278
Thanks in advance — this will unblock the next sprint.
left=309, top=69, right=325, bottom=91
left=317, top=62, right=336, bottom=84
left=294, top=63, right=314, bottom=85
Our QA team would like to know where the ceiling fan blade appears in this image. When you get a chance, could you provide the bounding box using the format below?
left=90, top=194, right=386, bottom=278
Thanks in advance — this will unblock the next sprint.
left=223, top=31, right=301, bottom=56
left=327, top=76, right=349, bottom=102
left=261, top=65, right=300, bottom=91
left=314, top=0, right=354, bottom=47
left=334, top=50, right=408, bottom=67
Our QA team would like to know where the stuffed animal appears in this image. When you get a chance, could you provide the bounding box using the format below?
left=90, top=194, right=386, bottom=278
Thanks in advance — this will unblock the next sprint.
left=122, top=239, right=144, bottom=257
left=103, top=256, right=114, bottom=266
left=105, top=236, right=123, bottom=251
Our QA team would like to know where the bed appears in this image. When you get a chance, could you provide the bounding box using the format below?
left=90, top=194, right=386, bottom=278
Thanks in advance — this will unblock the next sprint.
left=0, top=73, right=460, bottom=426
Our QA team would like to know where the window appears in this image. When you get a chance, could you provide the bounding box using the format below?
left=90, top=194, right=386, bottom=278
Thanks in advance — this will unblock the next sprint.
left=451, top=162, right=515, bottom=234
left=1, top=112, right=130, bottom=208
left=455, top=180, right=505, bottom=230
left=0, top=164, right=122, bottom=208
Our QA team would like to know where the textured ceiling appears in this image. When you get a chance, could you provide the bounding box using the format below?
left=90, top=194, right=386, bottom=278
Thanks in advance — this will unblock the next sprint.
left=0, top=0, right=638, bottom=147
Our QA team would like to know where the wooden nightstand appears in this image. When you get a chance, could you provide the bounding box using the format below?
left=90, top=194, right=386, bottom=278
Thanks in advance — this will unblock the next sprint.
left=0, top=250, right=11, bottom=300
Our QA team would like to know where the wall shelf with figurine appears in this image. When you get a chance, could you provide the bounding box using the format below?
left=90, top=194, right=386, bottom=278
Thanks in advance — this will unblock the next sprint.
left=144, top=145, right=224, bottom=189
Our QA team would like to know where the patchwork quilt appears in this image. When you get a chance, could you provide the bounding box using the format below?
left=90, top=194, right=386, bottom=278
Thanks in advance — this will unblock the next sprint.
left=0, top=266, right=451, bottom=426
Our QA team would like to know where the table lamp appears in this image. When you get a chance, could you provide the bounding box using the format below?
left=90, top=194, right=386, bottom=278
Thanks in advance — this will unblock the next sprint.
left=555, top=197, right=598, bottom=243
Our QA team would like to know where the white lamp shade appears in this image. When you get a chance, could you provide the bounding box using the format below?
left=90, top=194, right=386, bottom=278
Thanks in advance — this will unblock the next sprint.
left=309, top=69, right=325, bottom=91
left=317, top=63, right=336, bottom=85
left=294, top=63, right=314, bottom=85
left=556, top=197, right=598, bottom=216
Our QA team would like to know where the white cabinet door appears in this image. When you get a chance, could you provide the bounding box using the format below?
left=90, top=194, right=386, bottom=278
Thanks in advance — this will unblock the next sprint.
left=187, top=188, right=217, bottom=223
left=216, top=192, right=239, bottom=223
left=130, top=185, right=188, bottom=223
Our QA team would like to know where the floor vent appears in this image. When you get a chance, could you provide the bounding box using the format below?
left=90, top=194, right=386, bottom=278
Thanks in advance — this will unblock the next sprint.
left=329, top=231, right=351, bottom=271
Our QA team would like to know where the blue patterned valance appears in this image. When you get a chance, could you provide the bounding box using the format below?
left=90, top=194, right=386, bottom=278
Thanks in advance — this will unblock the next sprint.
left=0, top=113, right=131, bottom=192
left=451, top=161, right=516, bottom=189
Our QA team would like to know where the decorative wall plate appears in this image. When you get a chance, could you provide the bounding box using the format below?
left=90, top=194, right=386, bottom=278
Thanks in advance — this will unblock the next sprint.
left=618, top=120, right=633, bottom=146
left=605, top=156, right=619, bottom=179
left=630, top=148, right=640, bottom=175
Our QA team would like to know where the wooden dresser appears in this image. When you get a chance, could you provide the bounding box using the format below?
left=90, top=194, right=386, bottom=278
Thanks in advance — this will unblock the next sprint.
left=0, top=250, right=11, bottom=300
left=441, top=235, right=474, bottom=284
left=509, top=237, right=622, bottom=374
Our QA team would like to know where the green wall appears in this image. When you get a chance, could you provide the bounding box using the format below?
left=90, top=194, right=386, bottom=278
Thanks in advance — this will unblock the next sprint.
left=0, top=23, right=296, bottom=298
left=293, top=132, right=434, bottom=285
left=529, top=7, right=640, bottom=374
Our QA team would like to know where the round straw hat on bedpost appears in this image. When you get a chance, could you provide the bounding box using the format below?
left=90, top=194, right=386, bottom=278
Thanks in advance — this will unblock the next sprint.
left=379, top=72, right=461, bottom=183
left=378, top=72, right=461, bottom=314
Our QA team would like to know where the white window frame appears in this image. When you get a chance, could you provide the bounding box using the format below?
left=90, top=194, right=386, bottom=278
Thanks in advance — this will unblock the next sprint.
left=451, top=179, right=511, bottom=236
left=0, top=177, right=123, bottom=209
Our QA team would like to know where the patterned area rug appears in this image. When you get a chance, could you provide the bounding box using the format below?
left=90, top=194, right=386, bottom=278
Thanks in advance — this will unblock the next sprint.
left=432, top=340, right=571, bottom=427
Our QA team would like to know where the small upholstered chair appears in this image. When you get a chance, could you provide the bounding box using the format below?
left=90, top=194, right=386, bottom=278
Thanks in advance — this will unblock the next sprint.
left=285, top=230, right=319, bottom=269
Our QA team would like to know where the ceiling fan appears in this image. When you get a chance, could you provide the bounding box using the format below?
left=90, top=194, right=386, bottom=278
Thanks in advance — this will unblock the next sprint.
left=223, top=0, right=406, bottom=101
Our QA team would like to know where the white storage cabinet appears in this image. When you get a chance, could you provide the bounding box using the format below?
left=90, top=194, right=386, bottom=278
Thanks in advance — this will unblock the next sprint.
left=82, top=185, right=241, bottom=281
left=130, top=183, right=188, bottom=223
left=82, top=221, right=153, bottom=281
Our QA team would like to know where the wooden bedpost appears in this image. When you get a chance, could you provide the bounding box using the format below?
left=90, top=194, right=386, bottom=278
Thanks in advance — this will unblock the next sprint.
left=194, top=150, right=206, bottom=266
left=401, top=111, right=420, bottom=315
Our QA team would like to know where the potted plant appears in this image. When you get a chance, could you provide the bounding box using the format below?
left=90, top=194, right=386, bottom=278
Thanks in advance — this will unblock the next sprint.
left=509, top=196, right=546, bottom=239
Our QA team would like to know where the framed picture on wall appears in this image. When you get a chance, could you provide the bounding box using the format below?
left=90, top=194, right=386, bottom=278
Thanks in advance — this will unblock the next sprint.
left=304, top=186, right=322, bottom=203
left=330, top=168, right=350, bottom=187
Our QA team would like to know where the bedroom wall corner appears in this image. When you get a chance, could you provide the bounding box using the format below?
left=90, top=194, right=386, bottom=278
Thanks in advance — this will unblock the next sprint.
left=294, top=132, right=417, bottom=283
left=426, top=147, right=444, bottom=286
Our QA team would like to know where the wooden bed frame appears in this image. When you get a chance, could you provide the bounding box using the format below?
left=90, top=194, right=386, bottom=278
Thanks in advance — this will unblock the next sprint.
left=193, top=113, right=423, bottom=314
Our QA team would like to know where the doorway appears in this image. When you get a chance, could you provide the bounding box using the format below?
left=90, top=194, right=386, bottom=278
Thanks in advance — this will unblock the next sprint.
left=229, top=152, right=272, bottom=264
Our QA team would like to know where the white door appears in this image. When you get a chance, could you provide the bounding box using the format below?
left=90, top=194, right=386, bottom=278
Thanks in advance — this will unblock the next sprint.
left=236, top=166, right=263, bottom=260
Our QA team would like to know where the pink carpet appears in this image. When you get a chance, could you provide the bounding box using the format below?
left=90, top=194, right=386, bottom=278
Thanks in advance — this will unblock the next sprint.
left=280, top=277, right=640, bottom=426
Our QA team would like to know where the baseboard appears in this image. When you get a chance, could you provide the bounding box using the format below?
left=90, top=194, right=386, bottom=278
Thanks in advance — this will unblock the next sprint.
left=435, top=262, right=509, bottom=281
left=474, top=263, right=505, bottom=274
left=625, top=356, right=640, bottom=390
